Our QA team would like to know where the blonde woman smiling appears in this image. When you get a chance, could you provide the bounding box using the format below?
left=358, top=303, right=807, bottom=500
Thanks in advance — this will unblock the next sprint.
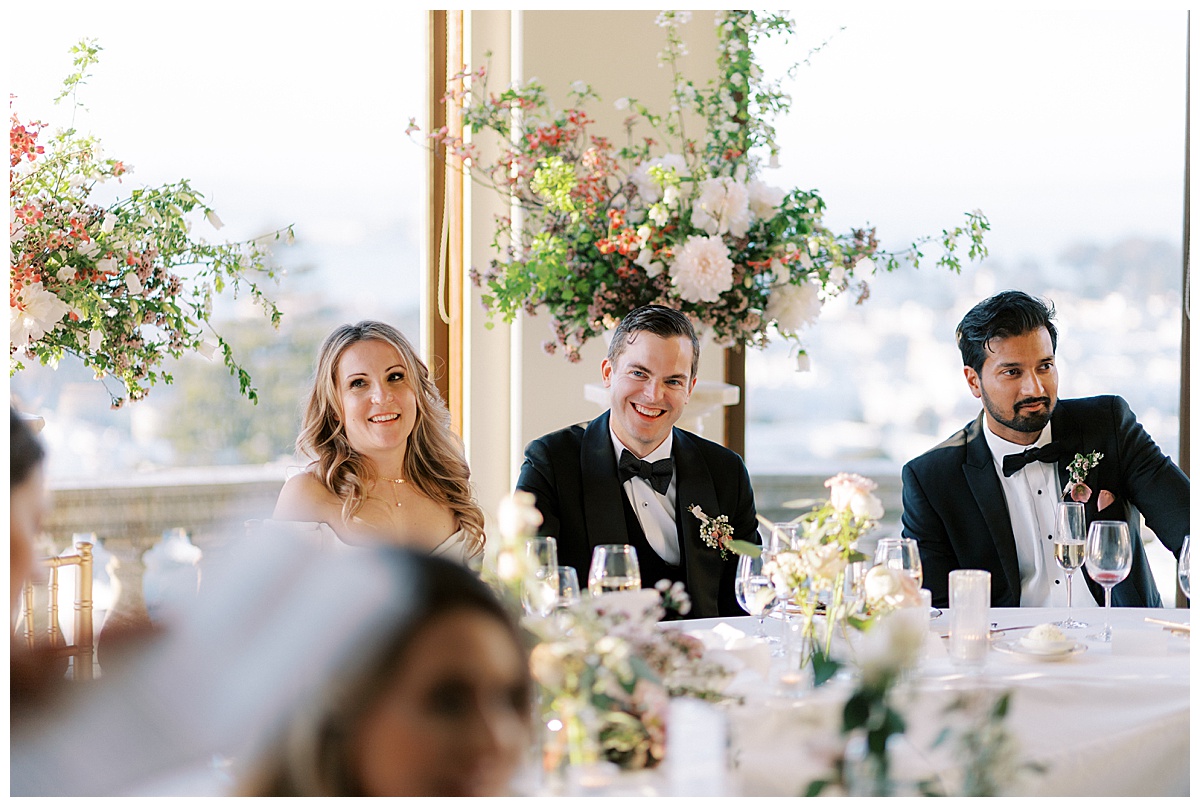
left=273, top=321, right=484, bottom=561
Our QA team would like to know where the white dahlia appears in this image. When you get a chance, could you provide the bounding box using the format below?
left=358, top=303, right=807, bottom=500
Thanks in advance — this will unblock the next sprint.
left=669, top=235, right=734, bottom=303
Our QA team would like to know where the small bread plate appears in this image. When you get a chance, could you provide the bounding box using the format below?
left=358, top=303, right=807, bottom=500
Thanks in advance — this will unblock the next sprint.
left=992, top=638, right=1086, bottom=661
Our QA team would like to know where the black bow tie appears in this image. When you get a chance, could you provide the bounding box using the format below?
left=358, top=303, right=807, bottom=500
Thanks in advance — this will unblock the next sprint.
left=1002, top=441, right=1063, bottom=477
left=618, top=449, right=674, bottom=495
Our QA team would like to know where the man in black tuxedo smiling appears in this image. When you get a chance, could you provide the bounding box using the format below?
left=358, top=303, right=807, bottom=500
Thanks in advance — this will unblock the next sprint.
left=516, top=305, right=757, bottom=618
left=901, top=290, right=1189, bottom=609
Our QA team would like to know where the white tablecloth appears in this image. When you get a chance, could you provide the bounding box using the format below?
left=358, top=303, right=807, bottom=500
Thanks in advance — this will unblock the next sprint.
left=675, top=606, right=1190, bottom=796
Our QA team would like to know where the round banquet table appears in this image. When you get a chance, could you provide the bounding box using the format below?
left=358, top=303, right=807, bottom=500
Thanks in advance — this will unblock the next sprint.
left=664, top=606, right=1191, bottom=797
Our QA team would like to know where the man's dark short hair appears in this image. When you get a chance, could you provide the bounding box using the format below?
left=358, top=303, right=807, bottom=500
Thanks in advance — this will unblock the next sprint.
left=607, top=305, right=700, bottom=380
left=956, top=290, right=1058, bottom=373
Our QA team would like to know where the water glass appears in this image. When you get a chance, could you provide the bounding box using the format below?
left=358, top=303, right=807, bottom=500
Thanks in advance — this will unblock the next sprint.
left=522, top=537, right=559, bottom=617
left=735, top=553, right=778, bottom=641
left=588, top=544, right=641, bottom=597
left=1179, top=535, right=1191, bottom=600
left=874, top=537, right=923, bottom=589
left=948, top=569, right=990, bottom=671
left=1084, top=521, right=1132, bottom=642
left=764, top=522, right=801, bottom=560
left=555, top=565, right=582, bottom=609
left=1053, top=501, right=1088, bottom=629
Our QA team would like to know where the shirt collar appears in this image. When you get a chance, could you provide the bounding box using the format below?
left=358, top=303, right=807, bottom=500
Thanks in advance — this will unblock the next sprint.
left=609, top=426, right=673, bottom=464
left=983, top=417, right=1053, bottom=468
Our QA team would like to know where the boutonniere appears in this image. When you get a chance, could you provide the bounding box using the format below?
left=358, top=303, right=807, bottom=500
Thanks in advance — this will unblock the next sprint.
left=689, top=504, right=735, bottom=559
left=1063, top=451, right=1115, bottom=508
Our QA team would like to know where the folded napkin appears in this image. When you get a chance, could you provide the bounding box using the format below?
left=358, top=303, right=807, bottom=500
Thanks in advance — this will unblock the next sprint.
left=685, top=622, right=773, bottom=682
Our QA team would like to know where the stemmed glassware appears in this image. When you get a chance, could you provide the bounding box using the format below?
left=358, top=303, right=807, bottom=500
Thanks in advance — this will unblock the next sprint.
left=587, top=544, right=641, bottom=597
left=522, top=537, right=560, bottom=617
left=1084, top=521, right=1132, bottom=642
left=735, top=553, right=779, bottom=641
left=1179, top=535, right=1191, bottom=600
left=1053, top=502, right=1089, bottom=629
left=873, top=537, right=923, bottom=589
left=555, top=565, right=582, bottom=609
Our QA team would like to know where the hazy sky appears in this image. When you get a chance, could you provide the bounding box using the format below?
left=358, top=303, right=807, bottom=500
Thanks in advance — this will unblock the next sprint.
left=10, top=6, right=1186, bottom=294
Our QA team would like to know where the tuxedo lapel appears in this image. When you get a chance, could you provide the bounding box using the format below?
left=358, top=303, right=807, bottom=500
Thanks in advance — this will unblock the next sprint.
left=961, top=414, right=1024, bottom=603
left=579, top=412, right=632, bottom=554
left=672, top=428, right=723, bottom=617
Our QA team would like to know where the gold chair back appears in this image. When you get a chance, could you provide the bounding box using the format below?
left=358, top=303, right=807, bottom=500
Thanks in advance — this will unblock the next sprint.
left=21, top=541, right=95, bottom=681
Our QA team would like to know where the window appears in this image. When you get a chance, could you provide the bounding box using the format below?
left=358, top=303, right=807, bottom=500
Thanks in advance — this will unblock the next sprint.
left=11, top=6, right=428, bottom=478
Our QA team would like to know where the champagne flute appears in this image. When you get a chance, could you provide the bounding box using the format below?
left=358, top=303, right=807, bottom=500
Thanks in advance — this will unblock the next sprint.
left=874, top=537, right=923, bottom=589
left=521, top=537, right=559, bottom=617
left=1084, top=521, right=1132, bottom=642
left=1053, top=501, right=1089, bottom=629
left=735, top=553, right=779, bottom=641
left=1179, top=535, right=1191, bottom=600
left=587, top=544, right=641, bottom=596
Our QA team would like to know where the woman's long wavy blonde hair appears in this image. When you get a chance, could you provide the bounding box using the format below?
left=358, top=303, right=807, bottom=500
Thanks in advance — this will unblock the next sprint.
left=296, top=321, right=485, bottom=557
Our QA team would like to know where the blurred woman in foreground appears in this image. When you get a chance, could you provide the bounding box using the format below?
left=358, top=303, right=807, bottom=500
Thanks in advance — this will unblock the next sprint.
left=273, top=321, right=485, bottom=562
left=240, top=550, right=532, bottom=796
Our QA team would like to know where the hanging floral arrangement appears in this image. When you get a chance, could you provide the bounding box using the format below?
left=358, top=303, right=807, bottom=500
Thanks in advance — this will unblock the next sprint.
left=10, top=39, right=291, bottom=407
left=413, top=11, right=989, bottom=363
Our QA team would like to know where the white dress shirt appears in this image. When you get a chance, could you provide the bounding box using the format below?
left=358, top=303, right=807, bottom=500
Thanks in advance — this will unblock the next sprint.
left=983, top=422, right=1099, bottom=607
left=609, top=429, right=681, bottom=565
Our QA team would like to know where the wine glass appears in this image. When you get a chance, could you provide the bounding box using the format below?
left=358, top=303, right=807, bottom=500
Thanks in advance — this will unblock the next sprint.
left=1179, top=535, right=1190, bottom=600
left=555, top=565, right=582, bottom=609
left=521, top=537, right=559, bottom=617
left=874, top=537, right=923, bottom=589
left=587, top=544, right=641, bottom=597
left=1053, top=501, right=1089, bottom=629
left=765, top=522, right=801, bottom=561
left=1084, top=521, right=1132, bottom=642
left=735, top=553, right=779, bottom=641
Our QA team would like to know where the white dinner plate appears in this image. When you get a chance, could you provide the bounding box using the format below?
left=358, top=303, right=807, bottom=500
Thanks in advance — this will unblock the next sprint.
left=992, top=639, right=1086, bottom=660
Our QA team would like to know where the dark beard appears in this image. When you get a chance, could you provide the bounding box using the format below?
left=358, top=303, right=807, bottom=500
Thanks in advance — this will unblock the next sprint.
left=981, top=391, right=1054, bottom=434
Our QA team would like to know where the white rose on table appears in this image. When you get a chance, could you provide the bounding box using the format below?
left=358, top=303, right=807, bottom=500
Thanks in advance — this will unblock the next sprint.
left=857, top=606, right=927, bottom=686
left=825, top=472, right=884, bottom=520
left=690, top=176, right=750, bottom=238
left=497, top=491, right=543, bottom=541
left=863, top=565, right=922, bottom=610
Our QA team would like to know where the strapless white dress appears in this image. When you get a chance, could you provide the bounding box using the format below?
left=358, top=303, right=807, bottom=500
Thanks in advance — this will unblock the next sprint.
left=252, top=520, right=472, bottom=565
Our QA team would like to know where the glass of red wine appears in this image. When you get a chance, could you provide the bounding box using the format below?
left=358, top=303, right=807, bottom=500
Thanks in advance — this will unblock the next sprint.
left=1084, top=520, right=1132, bottom=642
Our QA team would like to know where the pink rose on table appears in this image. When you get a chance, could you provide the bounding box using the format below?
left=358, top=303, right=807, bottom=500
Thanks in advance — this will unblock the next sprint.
left=825, top=472, right=884, bottom=520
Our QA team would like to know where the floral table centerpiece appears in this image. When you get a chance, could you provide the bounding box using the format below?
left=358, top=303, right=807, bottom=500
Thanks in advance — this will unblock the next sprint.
left=414, top=11, right=988, bottom=363
left=10, top=40, right=291, bottom=407
left=755, top=472, right=882, bottom=672
left=526, top=584, right=731, bottom=773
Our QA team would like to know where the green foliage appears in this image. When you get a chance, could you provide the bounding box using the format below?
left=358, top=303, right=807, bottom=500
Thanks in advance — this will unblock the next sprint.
left=10, top=39, right=292, bottom=408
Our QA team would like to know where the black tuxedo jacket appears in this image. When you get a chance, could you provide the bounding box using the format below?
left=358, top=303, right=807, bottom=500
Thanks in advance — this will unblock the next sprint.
left=901, top=396, right=1189, bottom=609
left=515, top=411, right=758, bottom=618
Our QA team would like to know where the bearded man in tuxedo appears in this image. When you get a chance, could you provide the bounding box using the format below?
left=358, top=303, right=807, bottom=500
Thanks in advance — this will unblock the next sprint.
left=516, top=305, right=757, bottom=618
left=901, top=290, right=1189, bottom=609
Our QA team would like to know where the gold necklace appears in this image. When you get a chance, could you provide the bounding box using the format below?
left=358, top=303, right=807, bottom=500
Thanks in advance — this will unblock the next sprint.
left=385, top=476, right=406, bottom=508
